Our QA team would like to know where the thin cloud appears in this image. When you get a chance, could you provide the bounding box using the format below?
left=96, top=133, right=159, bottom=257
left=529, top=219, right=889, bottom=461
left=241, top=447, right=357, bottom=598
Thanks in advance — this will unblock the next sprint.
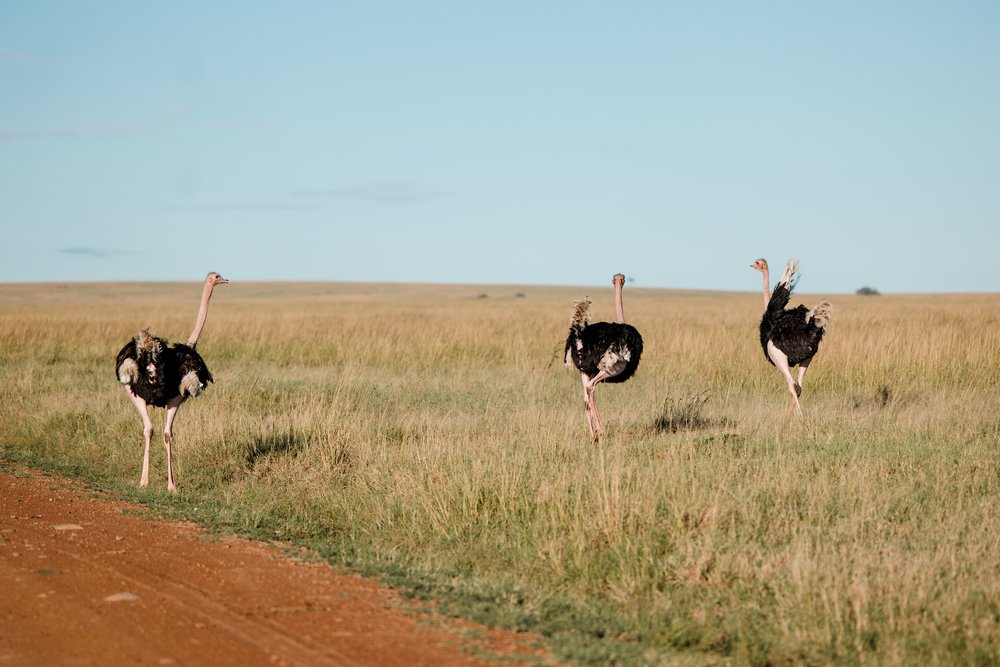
left=136, top=202, right=318, bottom=214
left=0, top=47, right=74, bottom=71
left=291, top=183, right=448, bottom=205
left=59, top=247, right=128, bottom=258
left=0, top=48, right=52, bottom=64
left=0, top=106, right=185, bottom=141
left=1, top=127, right=110, bottom=140
left=1, top=121, right=164, bottom=141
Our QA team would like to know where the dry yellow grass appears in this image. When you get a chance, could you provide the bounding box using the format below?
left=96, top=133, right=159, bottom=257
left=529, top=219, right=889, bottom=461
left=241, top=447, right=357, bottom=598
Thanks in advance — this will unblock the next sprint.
left=2, top=280, right=999, bottom=665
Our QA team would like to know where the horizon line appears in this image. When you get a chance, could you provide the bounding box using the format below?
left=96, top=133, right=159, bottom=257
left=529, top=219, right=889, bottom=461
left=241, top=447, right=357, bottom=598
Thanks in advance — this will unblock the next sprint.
left=0, top=277, right=996, bottom=297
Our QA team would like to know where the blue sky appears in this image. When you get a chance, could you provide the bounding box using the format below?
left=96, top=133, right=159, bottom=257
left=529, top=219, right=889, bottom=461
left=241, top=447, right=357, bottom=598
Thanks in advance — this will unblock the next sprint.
left=2, top=2, right=998, bottom=293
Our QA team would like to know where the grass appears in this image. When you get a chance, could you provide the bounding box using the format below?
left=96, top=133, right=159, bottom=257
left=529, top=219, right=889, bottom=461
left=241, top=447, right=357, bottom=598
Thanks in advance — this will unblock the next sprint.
left=2, top=280, right=1000, bottom=665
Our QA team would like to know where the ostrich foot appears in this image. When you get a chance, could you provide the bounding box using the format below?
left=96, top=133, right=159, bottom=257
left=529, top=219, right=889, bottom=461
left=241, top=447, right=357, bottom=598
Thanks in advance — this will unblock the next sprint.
left=590, top=422, right=602, bottom=442
left=589, top=398, right=606, bottom=440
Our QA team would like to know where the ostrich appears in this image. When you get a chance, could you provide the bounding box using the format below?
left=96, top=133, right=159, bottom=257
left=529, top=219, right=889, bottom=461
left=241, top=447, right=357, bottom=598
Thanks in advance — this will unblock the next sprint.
left=565, top=273, right=643, bottom=439
left=751, top=258, right=832, bottom=414
left=115, top=272, right=228, bottom=491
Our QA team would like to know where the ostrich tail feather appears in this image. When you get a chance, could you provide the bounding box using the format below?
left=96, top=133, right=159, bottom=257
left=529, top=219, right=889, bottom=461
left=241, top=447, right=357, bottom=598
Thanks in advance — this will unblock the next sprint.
left=807, top=301, right=834, bottom=329
left=570, top=298, right=591, bottom=334
left=777, top=259, right=799, bottom=290
left=134, top=328, right=163, bottom=358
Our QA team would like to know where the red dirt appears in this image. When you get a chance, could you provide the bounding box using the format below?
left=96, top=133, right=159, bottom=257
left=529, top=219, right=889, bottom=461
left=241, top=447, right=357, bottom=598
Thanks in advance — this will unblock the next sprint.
left=0, top=464, right=550, bottom=666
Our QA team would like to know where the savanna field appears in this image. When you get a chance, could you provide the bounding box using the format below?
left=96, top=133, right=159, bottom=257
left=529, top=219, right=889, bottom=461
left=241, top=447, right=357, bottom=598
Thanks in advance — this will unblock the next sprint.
left=2, top=280, right=999, bottom=666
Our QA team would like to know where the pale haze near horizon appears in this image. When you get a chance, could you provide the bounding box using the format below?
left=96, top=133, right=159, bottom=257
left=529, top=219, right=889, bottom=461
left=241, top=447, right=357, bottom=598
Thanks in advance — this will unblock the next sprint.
left=1, top=2, right=998, bottom=294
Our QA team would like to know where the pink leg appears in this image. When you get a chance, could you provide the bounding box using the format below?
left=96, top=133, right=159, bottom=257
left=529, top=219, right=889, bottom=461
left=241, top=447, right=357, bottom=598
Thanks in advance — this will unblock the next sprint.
left=125, top=389, right=154, bottom=487
left=584, top=370, right=614, bottom=440
left=767, top=341, right=802, bottom=415
left=585, top=369, right=614, bottom=392
left=163, top=396, right=185, bottom=493
left=796, top=358, right=812, bottom=397
left=580, top=374, right=596, bottom=439
left=589, top=390, right=605, bottom=439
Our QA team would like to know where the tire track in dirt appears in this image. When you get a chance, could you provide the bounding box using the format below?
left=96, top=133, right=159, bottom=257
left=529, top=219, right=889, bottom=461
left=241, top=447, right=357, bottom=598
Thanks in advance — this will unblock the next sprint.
left=27, top=540, right=360, bottom=666
left=0, top=463, right=551, bottom=666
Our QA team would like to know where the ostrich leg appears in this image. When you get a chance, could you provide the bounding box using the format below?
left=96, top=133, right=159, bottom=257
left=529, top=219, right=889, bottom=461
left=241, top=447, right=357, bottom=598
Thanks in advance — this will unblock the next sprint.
left=163, top=396, right=185, bottom=492
left=795, top=357, right=812, bottom=397
left=581, top=374, right=596, bottom=439
left=588, top=390, right=606, bottom=439
left=584, top=369, right=615, bottom=439
left=766, top=341, right=802, bottom=415
left=126, top=389, right=154, bottom=487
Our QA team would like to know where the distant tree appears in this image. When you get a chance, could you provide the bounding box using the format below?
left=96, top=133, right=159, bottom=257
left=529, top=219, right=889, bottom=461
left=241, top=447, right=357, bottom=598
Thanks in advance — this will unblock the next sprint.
left=856, top=286, right=881, bottom=296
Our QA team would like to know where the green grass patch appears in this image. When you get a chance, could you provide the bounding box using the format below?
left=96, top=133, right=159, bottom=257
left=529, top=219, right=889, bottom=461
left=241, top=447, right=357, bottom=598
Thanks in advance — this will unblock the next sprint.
left=2, top=281, right=1000, bottom=665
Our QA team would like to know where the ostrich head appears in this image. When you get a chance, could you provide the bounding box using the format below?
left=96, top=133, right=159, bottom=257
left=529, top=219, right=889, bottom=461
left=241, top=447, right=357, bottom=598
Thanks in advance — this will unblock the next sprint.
left=206, top=272, right=229, bottom=287
left=751, top=259, right=768, bottom=272
left=612, top=273, right=625, bottom=287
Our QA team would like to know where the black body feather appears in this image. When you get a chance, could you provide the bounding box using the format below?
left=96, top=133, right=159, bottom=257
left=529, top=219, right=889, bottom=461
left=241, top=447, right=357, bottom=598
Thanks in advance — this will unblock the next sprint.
left=566, top=322, right=643, bottom=383
left=172, top=343, right=214, bottom=387
left=115, top=335, right=213, bottom=407
left=760, top=283, right=826, bottom=367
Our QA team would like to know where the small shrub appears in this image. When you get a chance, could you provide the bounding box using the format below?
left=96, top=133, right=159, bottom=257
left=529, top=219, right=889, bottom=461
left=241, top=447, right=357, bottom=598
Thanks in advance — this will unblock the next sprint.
left=653, top=392, right=711, bottom=432
left=857, top=286, right=881, bottom=296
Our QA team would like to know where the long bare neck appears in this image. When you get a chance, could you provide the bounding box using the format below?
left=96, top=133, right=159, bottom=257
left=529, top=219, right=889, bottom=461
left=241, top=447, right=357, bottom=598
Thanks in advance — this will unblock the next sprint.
left=186, top=281, right=216, bottom=347
left=760, top=268, right=770, bottom=313
left=614, top=282, right=626, bottom=324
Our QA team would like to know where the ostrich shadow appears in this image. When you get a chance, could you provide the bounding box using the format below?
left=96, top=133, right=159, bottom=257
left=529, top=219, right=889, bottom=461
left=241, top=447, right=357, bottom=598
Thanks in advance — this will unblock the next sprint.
left=243, top=430, right=303, bottom=470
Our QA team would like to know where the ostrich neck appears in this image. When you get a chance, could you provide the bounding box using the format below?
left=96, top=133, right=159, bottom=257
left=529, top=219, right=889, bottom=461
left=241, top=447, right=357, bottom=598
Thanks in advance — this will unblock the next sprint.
left=186, top=282, right=215, bottom=347
left=761, top=268, right=770, bottom=312
left=615, top=283, right=626, bottom=324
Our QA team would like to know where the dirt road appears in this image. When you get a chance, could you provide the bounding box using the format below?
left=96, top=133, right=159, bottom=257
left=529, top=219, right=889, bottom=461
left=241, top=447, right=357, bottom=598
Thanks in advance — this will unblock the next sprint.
left=0, top=464, right=547, bottom=666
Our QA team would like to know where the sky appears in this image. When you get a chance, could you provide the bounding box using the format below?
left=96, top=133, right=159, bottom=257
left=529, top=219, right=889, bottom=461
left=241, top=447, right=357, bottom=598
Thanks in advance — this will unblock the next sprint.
left=1, top=2, right=998, bottom=293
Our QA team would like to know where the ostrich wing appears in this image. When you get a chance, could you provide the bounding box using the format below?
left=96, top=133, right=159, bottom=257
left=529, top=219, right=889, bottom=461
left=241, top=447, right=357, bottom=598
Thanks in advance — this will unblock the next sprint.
left=171, top=343, right=213, bottom=397
left=766, top=283, right=793, bottom=317
left=115, top=339, right=139, bottom=383
left=770, top=307, right=826, bottom=366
